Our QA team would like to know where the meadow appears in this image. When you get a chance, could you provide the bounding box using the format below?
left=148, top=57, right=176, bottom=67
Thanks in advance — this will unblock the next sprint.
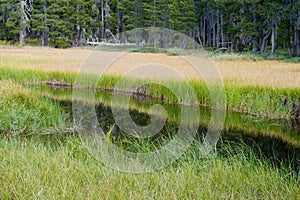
left=0, top=46, right=299, bottom=88
left=0, top=46, right=300, bottom=198
left=0, top=81, right=300, bottom=199
left=0, top=46, right=299, bottom=119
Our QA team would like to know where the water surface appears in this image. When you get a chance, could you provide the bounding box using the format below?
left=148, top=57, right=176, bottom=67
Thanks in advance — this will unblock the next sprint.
left=30, top=86, right=300, bottom=171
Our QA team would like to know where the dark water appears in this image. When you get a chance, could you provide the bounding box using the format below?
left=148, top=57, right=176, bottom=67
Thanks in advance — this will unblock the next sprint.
left=31, top=86, right=300, bottom=171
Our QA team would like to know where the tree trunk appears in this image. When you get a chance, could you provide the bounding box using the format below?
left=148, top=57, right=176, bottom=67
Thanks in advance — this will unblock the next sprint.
left=271, top=23, right=278, bottom=54
left=220, top=13, right=226, bottom=48
left=292, top=12, right=300, bottom=56
left=101, top=0, right=105, bottom=41
left=238, top=36, right=244, bottom=52
left=19, top=30, right=25, bottom=46
left=292, top=25, right=299, bottom=56
left=203, top=17, right=206, bottom=47
left=207, top=17, right=212, bottom=47
left=19, top=1, right=26, bottom=46
left=116, top=0, right=121, bottom=41
left=197, top=29, right=203, bottom=48
left=153, top=0, right=156, bottom=27
left=213, top=20, right=216, bottom=47
left=41, top=0, right=48, bottom=46
left=41, top=31, right=48, bottom=46
left=252, top=2, right=259, bottom=52
left=260, top=31, right=271, bottom=53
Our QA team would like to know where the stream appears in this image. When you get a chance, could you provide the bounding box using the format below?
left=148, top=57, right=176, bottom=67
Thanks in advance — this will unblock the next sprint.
left=30, top=85, right=300, bottom=171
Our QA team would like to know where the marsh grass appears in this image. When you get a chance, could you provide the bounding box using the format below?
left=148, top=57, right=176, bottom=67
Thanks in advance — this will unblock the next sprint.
left=0, top=81, right=67, bottom=135
left=1, top=66, right=299, bottom=119
left=0, top=135, right=299, bottom=199
left=0, top=79, right=300, bottom=199
left=18, top=84, right=300, bottom=150
left=1, top=47, right=299, bottom=89
left=0, top=67, right=77, bottom=85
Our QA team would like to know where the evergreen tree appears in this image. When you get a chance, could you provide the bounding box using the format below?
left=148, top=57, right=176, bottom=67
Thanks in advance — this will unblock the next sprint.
left=31, top=0, right=49, bottom=46
left=0, top=0, right=298, bottom=52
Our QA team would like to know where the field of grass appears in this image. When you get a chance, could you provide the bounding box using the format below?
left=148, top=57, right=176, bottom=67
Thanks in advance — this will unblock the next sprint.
left=0, top=65, right=299, bottom=119
left=1, top=135, right=299, bottom=199
left=0, top=82, right=299, bottom=199
left=0, top=46, right=299, bottom=88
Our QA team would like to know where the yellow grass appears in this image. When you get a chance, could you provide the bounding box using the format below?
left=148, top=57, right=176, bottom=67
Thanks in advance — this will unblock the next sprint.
left=0, top=46, right=299, bottom=88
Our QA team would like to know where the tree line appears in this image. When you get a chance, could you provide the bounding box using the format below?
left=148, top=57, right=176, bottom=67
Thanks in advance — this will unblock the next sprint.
left=0, top=0, right=299, bottom=55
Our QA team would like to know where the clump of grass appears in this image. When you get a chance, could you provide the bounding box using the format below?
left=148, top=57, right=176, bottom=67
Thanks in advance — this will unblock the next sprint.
left=0, top=81, right=67, bottom=135
left=225, top=84, right=300, bottom=118
left=0, top=67, right=77, bottom=85
left=130, top=47, right=180, bottom=56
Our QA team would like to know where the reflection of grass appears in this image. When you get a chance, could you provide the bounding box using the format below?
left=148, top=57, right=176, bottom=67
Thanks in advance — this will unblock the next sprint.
left=28, top=86, right=300, bottom=148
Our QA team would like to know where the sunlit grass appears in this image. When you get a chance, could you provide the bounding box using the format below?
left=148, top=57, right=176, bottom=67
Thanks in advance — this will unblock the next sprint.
left=0, top=136, right=299, bottom=199
left=0, top=81, right=67, bottom=135
left=0, top=66, right=299, bottom=119
left=0, top=79, right=299, bottom=199
left=0, top=47, right=299, bottom=88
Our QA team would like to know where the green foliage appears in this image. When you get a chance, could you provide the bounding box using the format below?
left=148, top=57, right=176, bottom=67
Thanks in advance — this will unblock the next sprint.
left=0, top=135, right=299, bottom=199
left=0, top=81, right=67, bottom=135
left=0, top=0, right=30, bottom=41
left=24, top=38, right=41, bottom=46
left=0, top=0, right=299, bottom=53
left=169, top=0, right=196, bottom=35
left=0, top=66, right=299, bottom=119
left=49, top=37, right=72, bottom=48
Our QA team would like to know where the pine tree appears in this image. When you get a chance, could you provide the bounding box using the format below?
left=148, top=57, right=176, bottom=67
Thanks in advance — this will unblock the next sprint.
left=31, top=0, right=49, bottom=46
left=1, top=0, right=32, bottom=45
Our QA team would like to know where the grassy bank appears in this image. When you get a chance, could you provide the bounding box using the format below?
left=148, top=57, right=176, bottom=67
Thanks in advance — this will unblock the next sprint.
left=0, top=79, right=299, bottom=199
left=0, top=81, right=67, bottom=135
left=1, top=136, right=299, bottom=199
left=125, top=46, right=300, bottom=62
left=0, top=66, right=299, bottom=119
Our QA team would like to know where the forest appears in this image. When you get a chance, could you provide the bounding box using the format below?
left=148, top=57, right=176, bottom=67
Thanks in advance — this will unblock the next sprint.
left=0, top=0, right=299, bottom=55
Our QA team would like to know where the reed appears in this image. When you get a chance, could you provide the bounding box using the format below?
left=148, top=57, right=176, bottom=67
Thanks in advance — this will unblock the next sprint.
left=1, top=66, right=299, bottom=119
left=0, top=135, right=299, bottom=199
left=0, top=79, right=299, bottom=199
left=0, top=81, right=67, bottom=135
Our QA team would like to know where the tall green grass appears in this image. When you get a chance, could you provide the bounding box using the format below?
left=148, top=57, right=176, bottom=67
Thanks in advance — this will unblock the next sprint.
left=1, top=66, right=299, bottom=119
left=0, top=81, right=67, bottom=135
left=0, top=67, right=77, bottom=85
left=0, top=136, right=299, bottom=199
left=0, top=78, right=299, bottom=199
left=225, top=84, right=300, bottom=118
